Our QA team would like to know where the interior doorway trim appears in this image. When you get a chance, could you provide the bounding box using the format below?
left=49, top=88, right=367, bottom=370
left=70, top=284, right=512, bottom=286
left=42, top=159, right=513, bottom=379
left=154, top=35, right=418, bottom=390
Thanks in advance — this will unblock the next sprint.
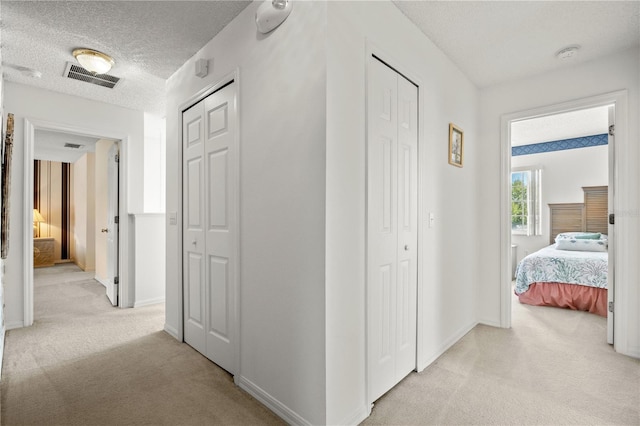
left=499, top=90, right=628, bottom=352
left=364, top=42, right=425, bottom=407
left=23, top=118, right=129, bottom=326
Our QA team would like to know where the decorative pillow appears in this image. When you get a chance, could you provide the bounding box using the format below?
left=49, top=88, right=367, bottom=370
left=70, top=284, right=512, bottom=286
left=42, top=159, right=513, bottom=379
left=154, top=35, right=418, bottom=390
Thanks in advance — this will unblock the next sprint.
left=555, top=232, right=607, bottom=242
left=556, top=238, right=608, bottom=252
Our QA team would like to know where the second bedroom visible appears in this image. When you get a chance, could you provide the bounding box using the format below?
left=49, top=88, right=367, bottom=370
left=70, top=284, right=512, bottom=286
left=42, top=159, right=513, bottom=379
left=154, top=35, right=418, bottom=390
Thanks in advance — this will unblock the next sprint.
left=510, top=104, right=612, bottom=323
left=510, top=105, right=610, bottom=266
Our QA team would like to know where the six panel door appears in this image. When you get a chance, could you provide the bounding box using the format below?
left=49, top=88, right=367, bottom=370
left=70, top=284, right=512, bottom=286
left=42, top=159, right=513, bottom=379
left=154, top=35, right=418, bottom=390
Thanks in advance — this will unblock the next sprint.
left=183, top=81, right=237, bottom=374
left=367, top=57, right=418, bottom=402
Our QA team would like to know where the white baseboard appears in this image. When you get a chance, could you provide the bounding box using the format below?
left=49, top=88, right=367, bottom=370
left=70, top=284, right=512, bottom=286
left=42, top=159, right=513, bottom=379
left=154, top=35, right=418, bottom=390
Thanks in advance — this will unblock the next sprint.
left=134, top=297, right=165, bottom=308
left=624, top=345, right=640, bottom=359
left=337, top=404, right=371, bottom=426
left=95, top=276, right=108, bottom=288
left=477, top=317, right=502, bottom=328
left=417, top=320, right=478, bottom=372
left=238, top=376, right=311, bottom=426
left=163, top=323, right=180, bottom=340
left=5, top=320, right=24, bottom=331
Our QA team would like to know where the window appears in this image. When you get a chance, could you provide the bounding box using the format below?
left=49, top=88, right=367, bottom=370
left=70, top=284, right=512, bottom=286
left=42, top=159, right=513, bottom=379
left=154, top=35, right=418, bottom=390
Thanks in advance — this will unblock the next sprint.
left=511, top=168, right=541, bottom=236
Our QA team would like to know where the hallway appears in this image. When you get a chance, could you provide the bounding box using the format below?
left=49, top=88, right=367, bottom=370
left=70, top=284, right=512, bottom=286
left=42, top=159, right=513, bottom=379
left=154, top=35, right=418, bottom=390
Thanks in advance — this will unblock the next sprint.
left=1, top=265, right=282, bottom=425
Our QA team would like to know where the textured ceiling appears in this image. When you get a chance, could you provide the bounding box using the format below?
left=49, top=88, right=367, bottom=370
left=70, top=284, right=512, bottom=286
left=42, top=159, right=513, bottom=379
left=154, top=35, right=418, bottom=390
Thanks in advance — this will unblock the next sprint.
left=2, top=0, right=638, bottom=118
left=34, top=129, right=102, bottom=163
left=511, top=105, right=609, bottom=147
left=393, top=1, right=640, bottom=88
left=1, top=1, right=251, bottom=116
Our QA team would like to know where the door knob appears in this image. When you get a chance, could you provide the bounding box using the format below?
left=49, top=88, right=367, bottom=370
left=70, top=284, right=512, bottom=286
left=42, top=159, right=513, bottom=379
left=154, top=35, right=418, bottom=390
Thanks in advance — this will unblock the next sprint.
left=404, top=245, right=409, bottom=251
left=101, top=228, right=109, bottom=233
left=192, top=240, right=197, bottom=245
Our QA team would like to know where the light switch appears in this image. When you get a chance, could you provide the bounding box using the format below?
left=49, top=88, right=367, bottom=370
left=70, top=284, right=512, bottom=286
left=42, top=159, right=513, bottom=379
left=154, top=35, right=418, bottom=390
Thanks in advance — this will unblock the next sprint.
left=169, top=212, right=177, bottom=226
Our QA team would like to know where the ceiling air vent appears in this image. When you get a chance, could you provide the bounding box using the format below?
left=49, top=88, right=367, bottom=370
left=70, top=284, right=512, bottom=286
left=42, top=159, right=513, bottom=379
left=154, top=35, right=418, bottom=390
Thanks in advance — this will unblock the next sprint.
left=64, top=62, right=120, bottom=89
left=64, top=143, right=83, bottom=149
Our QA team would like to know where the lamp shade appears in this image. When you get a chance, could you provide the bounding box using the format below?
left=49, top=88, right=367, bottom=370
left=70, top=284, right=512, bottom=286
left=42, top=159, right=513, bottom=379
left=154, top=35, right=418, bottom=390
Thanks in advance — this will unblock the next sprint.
left=33, top=209, right=45, bottom=223
left=73, top=48, right=114, bottom=74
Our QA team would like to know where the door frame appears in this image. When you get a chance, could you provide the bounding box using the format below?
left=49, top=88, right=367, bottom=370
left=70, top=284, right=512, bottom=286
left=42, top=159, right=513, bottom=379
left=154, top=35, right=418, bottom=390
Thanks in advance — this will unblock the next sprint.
left=499, top=90, right=628, bottom=352
left=178, top=69, right=241, bottom=378
left=105, top=142, right=121, bottom=306
left=23, top=118, right=129, bottom=326
left=365, top=44, right=424, bottom=406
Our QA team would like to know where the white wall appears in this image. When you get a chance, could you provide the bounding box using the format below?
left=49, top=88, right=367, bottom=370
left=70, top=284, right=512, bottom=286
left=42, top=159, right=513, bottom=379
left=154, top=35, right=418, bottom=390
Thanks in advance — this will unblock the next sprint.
left=3, top=81, right=144, bottom=326
left=512, top=145, right=608, bottom=263
left=167, top=2, right=482, bottom=423
left=165, top=2, right=327, bottom=424
left=143, top=113, right=166, bottom=213
left=132, top=213, right=165, bottom=307
left=478, top=48, right=640, bottom=357
left=71, top=153, right=96, bottom=271
left=326, top=2, right=480, bottom=423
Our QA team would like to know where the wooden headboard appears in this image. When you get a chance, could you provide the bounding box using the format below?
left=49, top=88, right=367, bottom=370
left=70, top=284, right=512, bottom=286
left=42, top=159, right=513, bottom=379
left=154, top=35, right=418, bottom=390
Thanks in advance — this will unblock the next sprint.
left=548, top=186, right=608, bottom=244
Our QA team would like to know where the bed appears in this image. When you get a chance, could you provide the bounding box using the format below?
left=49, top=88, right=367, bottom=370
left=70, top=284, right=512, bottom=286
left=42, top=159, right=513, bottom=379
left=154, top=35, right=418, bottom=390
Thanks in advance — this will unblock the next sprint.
left=514, top=186, right=609, bottom=317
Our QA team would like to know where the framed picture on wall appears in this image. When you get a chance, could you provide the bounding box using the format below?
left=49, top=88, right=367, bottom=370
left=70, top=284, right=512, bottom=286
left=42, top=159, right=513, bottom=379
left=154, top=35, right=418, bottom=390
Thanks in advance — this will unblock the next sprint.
left=448, top=123, right=464, bottom=167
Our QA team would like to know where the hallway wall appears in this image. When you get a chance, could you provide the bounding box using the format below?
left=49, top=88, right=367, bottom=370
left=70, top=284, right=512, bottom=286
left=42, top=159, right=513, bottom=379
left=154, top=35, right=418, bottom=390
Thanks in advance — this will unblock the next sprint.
left=165, top=2, right=327, bottom=423
left=325, top=2, right=480, bottom=422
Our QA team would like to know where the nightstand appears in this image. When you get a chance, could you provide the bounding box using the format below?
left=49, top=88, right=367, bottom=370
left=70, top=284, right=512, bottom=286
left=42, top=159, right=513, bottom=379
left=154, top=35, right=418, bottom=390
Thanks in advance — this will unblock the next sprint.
left=34, top=237, right=55, bottom=267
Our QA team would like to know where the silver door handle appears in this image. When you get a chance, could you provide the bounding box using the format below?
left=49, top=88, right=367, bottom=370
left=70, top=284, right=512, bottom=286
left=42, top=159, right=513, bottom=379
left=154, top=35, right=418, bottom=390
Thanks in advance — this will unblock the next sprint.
left=101, top=228, right=109, bottom=233
left=404, top=245, right=409, bottom=251
left=192, top=240, right=197, bottom=245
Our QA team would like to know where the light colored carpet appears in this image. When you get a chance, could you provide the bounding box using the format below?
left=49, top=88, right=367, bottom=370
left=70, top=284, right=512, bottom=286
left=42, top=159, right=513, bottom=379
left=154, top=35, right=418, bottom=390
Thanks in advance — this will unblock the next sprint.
left=1, top=264, right=284, bottom=426
left=363, top=293, right=640, bottom=425
left=3, top=266, right=639, bottom=425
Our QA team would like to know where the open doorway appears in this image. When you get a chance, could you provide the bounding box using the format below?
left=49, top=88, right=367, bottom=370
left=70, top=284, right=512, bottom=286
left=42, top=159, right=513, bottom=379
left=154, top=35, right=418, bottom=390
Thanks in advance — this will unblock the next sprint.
left=509, top=105, right=611, bottom=335
left=501, top=92, right=626, bottom=352
left=24, top=118, right=129, bottom=327
left=32, top=130, right=120, bottom=316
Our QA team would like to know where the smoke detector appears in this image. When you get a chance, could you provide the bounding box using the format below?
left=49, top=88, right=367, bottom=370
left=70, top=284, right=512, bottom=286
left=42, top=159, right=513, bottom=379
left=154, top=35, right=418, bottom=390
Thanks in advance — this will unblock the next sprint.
left=556, top=45, right=580, bottom=61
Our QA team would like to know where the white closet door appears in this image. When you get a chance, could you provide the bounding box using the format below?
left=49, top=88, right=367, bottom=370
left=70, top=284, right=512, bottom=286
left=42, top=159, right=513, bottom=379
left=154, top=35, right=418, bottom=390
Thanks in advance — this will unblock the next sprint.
left=367, top=57, right=418, bottom=403
left=203, top=83, right=237, bottom=373
left=183, top=81, right=237, bottom=375
left=395, top=73, right=418, bottom=376
left=183, top=101, right=207, bottom=356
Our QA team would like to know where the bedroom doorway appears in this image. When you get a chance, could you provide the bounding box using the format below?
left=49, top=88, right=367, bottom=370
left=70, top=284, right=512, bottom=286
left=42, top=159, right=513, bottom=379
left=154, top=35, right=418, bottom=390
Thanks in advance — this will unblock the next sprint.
left=31, top=133, right=120, bottom=310
left=24, top=119, right=129, bottom=327
left=500, top=92, right=626, bottom=348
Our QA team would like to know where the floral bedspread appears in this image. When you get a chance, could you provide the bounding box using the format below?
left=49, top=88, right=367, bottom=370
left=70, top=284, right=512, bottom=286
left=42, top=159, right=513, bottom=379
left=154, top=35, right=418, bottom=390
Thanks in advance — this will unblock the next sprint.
left=515, top=244, right=608, bottom=295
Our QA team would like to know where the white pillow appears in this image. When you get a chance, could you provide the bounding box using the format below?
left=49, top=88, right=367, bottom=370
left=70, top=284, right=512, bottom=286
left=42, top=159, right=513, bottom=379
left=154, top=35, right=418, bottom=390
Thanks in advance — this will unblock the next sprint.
left=556, top=238, right=608, bottom=252
left=555, top=232, right=606, bottom=242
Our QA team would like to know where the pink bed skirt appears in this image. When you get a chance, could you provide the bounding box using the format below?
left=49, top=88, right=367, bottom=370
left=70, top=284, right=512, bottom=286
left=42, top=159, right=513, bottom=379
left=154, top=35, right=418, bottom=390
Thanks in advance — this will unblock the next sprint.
left=517, top=282, right=608, bottom=317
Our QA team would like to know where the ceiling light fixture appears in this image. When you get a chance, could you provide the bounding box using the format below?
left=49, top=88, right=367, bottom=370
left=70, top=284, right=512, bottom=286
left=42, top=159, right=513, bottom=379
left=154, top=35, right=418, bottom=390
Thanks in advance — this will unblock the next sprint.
left=72, top=48, right=114, bottom=74
left=555, top=45, right=580, bottom=61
